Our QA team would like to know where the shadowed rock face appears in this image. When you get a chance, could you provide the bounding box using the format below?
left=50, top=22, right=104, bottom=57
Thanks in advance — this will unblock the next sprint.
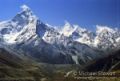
left=83, top=49, right=120, bottom=72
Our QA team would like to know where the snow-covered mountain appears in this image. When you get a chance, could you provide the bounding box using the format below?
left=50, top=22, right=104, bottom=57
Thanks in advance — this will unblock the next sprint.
left=61, top=22, right=95, bottom=46
left=61, top=23, right=120, bottom=50
left=94, top=25, right=120, bottom=50
left=0, top=5, right=119, bottom=64
left=0, top=5, right=37, bottom=44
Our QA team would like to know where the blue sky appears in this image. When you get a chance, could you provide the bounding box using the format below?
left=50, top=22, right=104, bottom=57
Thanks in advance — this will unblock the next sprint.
left=0, top=0, right=119, bottom=31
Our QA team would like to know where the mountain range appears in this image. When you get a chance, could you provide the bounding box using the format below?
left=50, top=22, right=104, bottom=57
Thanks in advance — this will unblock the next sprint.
left=0, top=5, right=120, bottom=65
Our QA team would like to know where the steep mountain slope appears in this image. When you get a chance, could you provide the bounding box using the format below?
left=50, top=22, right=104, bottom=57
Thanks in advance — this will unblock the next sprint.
left=0, top=5, right=36, bottom=44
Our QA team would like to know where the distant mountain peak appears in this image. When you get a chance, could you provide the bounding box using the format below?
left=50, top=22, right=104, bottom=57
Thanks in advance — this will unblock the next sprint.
left=96, top=25, right=116, bottom=34
left=21, top=5, right=31, bottom=12
left=12, top=4, right=37, bottom=26
left=61, top=21, right=74, bottom=37
left=20, top=4, right=34, bottom=19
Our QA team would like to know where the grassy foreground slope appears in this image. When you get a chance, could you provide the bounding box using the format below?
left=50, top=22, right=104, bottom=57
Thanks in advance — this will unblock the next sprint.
left=0, top=48, right=80, bottom=81
left=0, top=48, right=120, bottom=81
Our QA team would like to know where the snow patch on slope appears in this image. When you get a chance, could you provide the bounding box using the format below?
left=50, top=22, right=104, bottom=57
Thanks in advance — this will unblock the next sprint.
left=72, top=55, right=79, bottom=64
